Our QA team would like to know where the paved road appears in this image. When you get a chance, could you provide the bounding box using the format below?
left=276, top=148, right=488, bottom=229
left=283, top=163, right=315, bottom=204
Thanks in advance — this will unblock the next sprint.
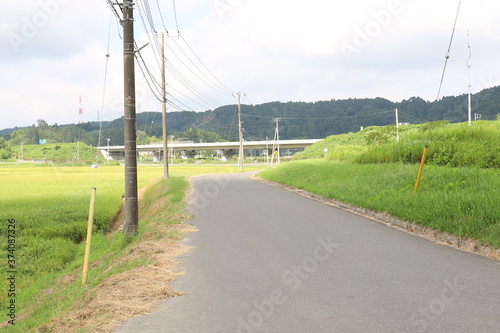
left=115, top=172, right=500, bottom=332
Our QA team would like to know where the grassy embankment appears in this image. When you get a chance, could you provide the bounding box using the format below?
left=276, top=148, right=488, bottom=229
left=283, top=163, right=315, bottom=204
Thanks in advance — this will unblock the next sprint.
left=10, top=142, right=104, bottom=164
left=0, top=163, right=263, bottom=332
left=260, top=121, right=500, bottom=248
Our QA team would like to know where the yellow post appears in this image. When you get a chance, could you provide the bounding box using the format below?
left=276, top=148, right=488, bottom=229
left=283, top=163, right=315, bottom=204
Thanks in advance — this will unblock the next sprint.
left=413, top=146, right=429, bottom=196
left=82, top=187, right=97, bottom=286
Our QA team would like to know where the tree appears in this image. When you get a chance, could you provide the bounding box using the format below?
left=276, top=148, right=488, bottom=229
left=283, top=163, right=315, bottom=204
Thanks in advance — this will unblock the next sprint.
left=136, top=130, right=150, bottom=145
left=10, top=125, right=40, bottom=145
left=37, top=119, right=49, bottom=130
left=0, top=137, right=12, bottom=159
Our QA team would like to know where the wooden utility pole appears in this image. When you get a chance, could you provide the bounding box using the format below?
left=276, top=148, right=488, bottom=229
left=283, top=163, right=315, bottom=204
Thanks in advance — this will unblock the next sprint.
left=161, top=31, right=169, bottom=179
left=122, top=0, right=139, bottom=236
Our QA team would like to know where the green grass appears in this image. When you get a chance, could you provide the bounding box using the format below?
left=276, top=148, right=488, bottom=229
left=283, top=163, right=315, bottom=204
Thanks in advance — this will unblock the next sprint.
left=259, top=159, right=500, bottom=248
left=10, top=142, right=103, bottom=164
left=296, top=120, right=500, bottom=168
left=357, top=121, right=500, bottom=167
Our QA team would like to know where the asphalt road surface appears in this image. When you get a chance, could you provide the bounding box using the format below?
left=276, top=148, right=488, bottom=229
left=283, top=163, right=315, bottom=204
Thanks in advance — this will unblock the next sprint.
left=115, top=172, right=500, bottom=332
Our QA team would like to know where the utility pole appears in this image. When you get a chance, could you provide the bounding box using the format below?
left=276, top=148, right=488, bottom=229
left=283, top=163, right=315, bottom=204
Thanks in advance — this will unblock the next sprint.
left=106, top=138, right=111, bottom=161
left=161, top=31, right=169, bottom=179
left=122, top=0, right=139, bottom=236
left=395, top=108, right=400, bottom=142
left=235, top=92, right=244, bottom=171
left=271, top=118, right=281, bottom=165
left=266, top=136, right=269, bottom=167
left=275, top=118, right=281, bottom=165
left=467, top=30, right=472, bottom=126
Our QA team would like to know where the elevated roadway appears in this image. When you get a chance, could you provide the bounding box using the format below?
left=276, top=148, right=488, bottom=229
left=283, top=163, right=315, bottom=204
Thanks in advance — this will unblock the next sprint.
left=99, top=139, right=322, bottom=160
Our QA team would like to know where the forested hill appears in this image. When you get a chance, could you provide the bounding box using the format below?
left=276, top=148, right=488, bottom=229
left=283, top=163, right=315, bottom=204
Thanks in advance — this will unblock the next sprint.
left=2, top=86, right=499, bottom=146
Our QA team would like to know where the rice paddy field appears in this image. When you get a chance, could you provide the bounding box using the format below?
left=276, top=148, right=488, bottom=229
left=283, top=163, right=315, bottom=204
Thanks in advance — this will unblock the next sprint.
left=0, top=162, right=263, bottom=330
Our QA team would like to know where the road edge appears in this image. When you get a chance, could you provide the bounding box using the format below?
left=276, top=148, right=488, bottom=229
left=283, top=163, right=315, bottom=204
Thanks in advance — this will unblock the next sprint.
left=254, top=175, right=500, bottom=261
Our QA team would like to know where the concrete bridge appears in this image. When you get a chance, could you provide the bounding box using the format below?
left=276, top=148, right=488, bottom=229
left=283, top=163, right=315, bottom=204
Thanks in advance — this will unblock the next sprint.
left=99, top=139, right=322, bottom=161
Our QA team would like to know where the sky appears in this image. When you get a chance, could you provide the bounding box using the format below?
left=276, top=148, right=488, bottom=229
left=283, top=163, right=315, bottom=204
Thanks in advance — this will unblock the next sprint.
left=1, top=0, right=499, bottom=129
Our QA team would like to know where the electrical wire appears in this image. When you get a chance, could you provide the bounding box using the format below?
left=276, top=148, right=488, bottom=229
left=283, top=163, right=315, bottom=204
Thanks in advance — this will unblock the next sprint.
left=165, top=61, right=225, bottom=108
left=104, top=0, right=237, bottom=125
left=151, top=1, right=234, bottom=97
left=134, top=42, right=163, bottom=91
left=436, top=0, right=463, bottom=101
left=168, top=37, right=234, bottom=96
left=136, top=55, right=164, bottom=102
left=93, top=11, right=113, bottom=186
left=179, top=34, right=234, bottom=94
left=104, top=0, right=122, bottom=24
left=136, top=0, right=163, bottom=70
left=240, top=109, right=395, bottom=120
left=172, top=0, right=180, bottom=32
left=168, top=85, right=218, bottom=110
left=242, top=93, right=253, bottom=106
left=397, top=111, right=426, bottom=124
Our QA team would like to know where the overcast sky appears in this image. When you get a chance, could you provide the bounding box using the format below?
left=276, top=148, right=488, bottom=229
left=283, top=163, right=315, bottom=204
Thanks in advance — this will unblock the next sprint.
left=1, top=0, right=499, bottom=129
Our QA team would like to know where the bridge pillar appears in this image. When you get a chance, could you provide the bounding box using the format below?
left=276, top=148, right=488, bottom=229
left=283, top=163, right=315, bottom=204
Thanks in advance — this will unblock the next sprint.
left=182, top=150, right=196, bottom=159
left=219, top=149, right=236, bottom=162
left=152, top=150, right=163, bottom=163
left=101, top=149, right=125, bottom=161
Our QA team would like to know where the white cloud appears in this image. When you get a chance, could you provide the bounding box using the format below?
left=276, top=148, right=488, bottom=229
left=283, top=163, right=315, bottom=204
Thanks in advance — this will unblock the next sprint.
left=1, top=0, right=499, bottom=129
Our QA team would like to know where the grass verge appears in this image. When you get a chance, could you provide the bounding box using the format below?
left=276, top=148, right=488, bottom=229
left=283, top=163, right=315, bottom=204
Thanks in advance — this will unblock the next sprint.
left=259, top=160, right=500, bottom=249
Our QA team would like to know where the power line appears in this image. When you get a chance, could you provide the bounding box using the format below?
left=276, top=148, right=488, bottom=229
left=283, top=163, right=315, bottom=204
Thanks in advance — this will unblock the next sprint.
left=179, top=34, right=234, bottom=94
left=436, top=0, right=463, bottom=101
left=168, top=85, right=217, bottom=110
left=172, top=0, right=180, bottom=32
left=165, top=61, right=225, bottom=108
left=136, top=0, right=163, bottom=70
left=135, top=49, right=164, bottom=102
left=104, top=0, right=122, bottom=24
left=168, top=36, right=233, bottom=95
left=103, top=0, right=236, bottom=119
left=240, top=109, right=395, bottom=120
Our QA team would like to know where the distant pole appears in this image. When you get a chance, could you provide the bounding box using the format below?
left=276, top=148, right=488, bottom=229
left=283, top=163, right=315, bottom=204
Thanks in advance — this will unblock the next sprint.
left=122, top=0, right=139, bottom=236
left=275, top=118, right=281, bottom=164
left=467, top=30, right=472, bottom=126
left=236, top=92, right=244, bottom=171
left=106, top=138, right=111, bottom=161
left=395, top=108, right=400, bottom=142
left=82, top=187, right=96, bottom=286
left=170, top=135, right=175, bottom=165
left=266, top=136, right=269, bottom=167
left=161, top=31, right=169, bottom=179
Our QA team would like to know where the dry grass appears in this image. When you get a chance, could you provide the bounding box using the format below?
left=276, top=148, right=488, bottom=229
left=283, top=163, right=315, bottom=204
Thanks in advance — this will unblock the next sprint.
left=31, top=178, right=198, bottom=333
left=41, top=223, right=196, bottom=333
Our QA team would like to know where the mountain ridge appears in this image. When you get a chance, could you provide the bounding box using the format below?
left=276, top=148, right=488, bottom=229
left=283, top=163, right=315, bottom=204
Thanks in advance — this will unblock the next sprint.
left=2, top=86, right=499, bottom=146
